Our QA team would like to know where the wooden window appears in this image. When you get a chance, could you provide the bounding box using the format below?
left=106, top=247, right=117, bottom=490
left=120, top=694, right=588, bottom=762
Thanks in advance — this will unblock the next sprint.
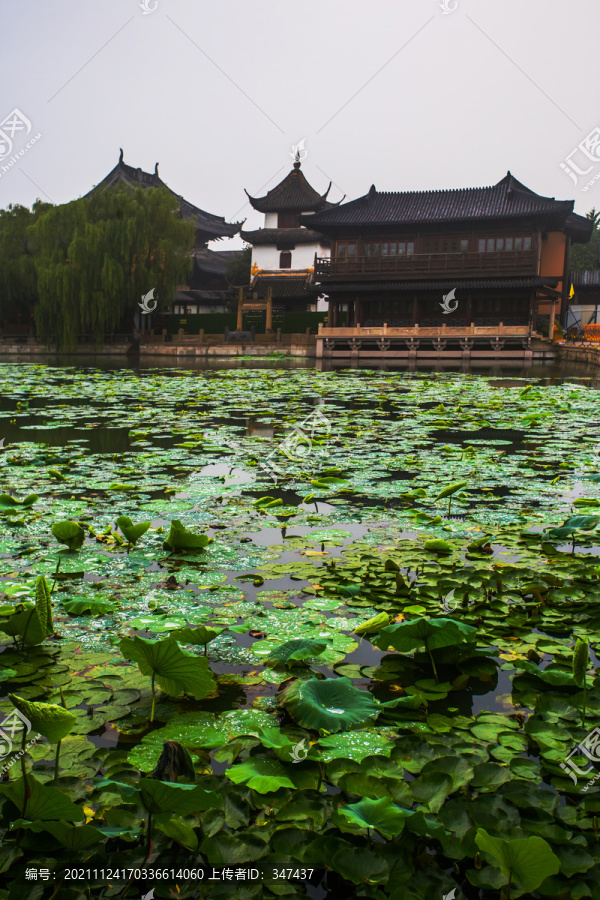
left=278, top=212, right=299, bottom=228
left=460, top=239, right=469, bottom=252
left=476, top=234, right=533, bottom=252
left=336, top=241, right=357, bottom=259
left=279, top=251, right=292, bottom=268
left=381, top=242, right=389, bottom=256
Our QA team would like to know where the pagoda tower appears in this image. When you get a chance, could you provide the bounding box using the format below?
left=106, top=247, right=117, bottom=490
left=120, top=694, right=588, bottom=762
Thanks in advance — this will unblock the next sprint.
left=241, top=160, right=340, bottom=312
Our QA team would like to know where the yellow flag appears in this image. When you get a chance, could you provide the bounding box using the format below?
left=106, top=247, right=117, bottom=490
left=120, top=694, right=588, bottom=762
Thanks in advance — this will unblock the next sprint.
left=569, top=283, right=575, bottom=299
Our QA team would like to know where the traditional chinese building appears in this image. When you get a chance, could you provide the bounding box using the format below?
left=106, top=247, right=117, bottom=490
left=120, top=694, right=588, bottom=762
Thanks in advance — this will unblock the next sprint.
left=302, top=173, right=592, bottom=349
left=240, top=161, right=340, bottom=313
left=87, top=150, right=242, bottom=315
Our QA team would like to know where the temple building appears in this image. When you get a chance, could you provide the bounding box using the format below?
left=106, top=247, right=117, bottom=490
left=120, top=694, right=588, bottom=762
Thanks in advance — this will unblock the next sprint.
left=87, top=151, right=242, bottom=315
left=240, top=161, right=340, bottom=313
left=302, top=172, right=592, bottom=331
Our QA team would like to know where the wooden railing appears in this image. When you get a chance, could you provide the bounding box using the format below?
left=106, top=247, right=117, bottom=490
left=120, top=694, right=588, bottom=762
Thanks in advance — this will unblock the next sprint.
left=318, top=323, right=533, bottom=338
left=315, top=251, right=537, bottom=280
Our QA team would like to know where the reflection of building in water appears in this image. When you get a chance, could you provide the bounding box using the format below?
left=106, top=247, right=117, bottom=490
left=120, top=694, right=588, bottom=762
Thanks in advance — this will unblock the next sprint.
left=246, top=417, right=274, bottom=438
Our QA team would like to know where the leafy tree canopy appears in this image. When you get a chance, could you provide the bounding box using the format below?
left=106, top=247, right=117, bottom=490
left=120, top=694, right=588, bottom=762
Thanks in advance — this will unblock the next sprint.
left=0, top=201, right=51, bottom=323
left=570, top=209, right=600, bottom=271
left=27, top=185, right=194, bottom=348
left=225, top=245, right=252, bottom=287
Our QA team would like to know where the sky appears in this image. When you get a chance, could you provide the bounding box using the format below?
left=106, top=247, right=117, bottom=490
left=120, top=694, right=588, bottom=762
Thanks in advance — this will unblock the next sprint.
left=2, top=0, right=600, bottom=249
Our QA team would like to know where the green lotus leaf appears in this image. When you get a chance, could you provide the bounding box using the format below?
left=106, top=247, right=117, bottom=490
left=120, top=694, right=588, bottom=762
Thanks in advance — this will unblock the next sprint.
left=375, top=617, right=477, bottom=653
left=475, top=828, right=560, bottom=892
left=139, top=779, right=219, bottom=815
left=62, top=598, right=116, bottom=616
left=35, top=576, right=53, bottom=634
left=278, top=676, right=381, bottom=733
left=424, top=539, right=454, bottom=554
left=8, top=694, right=76, bottom=743
left=573, top=638, right=589, bottom=688
left=434, top=481, right=468, bottom=501
left=0, top=493, right=38, bottom=508
left=162, top=520, right=212, bottom=552
left=51, top=521, right=85, bottom=551
left=119, top=635, right=216, bottom=700
left=265, top=638, right=329, bottom=668
left=0, top=605, right=46, bottom=645
left=334, top=797, right=409, bottom=837
left=317, top=731, right=394, bottom=763
left=169, top=625, right=225, bottom=646
left=115, top=516, right=151, bottom=546
left=226, top=756, right=297, bottom=793
left=353, top=613, right=391, bottom=636
left=19, top=819, right=105, bottom=851
left=0, top=774, right=84, bottom=822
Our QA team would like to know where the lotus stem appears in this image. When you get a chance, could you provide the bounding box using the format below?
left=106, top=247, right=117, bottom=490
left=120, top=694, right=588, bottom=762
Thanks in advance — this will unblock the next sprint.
left=20, top=723, right=28, bottom=819
left=424, top=638, right=438, bottom=683
left=53, top=740, right=61, bottom=783
left=582, top=681, right=587, bottom=728
left=50, top=557, right=61, bottom=595
left=506, top=871, right=512, bottom=900
left=145, top=811, right=153, bottom=860
left=317, top=761, right=323, bottom=792
left=150, top=673, right=156, bottom=723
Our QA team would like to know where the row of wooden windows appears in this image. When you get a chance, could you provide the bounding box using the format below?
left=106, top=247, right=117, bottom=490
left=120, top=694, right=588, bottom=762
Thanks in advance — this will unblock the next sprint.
left=335, top=235, right=533, bottom=258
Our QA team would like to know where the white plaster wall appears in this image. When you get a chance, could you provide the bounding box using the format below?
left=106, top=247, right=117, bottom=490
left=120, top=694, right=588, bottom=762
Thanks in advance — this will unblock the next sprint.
left=252, top=241, right=330, bottom=272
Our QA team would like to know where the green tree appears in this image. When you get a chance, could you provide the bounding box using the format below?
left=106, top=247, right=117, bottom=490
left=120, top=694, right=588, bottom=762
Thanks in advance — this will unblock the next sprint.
left=570, top=209, right=600, bottom=270
left=225, top=245, right=252, bottom=287
left=28, top=186, right=194, bottom=349
left=0, top=201, right=51, bottom=325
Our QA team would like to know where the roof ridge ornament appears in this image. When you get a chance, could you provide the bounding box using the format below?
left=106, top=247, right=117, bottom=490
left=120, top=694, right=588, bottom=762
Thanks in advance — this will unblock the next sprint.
left=154, top=162, right=159, bottom=176
left=119, top=148, right=124, bottom=164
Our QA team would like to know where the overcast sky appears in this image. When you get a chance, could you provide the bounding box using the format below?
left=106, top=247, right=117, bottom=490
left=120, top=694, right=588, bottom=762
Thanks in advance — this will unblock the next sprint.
left=2, top=0, right=599, bottom=249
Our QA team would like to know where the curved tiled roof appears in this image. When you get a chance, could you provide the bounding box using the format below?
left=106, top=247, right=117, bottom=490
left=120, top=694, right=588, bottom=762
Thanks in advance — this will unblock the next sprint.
left=301, top=173, right=588, bottom=237
left=240, top=227, right=327, bottom=245
left=312, top=276, right=558, bottom=293
left=87, top=151, right=241, bottom=239
left=245, top=162, right=335, bottom=213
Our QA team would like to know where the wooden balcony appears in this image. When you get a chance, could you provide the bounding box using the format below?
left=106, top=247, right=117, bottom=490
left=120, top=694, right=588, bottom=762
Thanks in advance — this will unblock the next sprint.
left=314, top=251, right=537, bottom=281
left=318, top=323, right=532, bottom=339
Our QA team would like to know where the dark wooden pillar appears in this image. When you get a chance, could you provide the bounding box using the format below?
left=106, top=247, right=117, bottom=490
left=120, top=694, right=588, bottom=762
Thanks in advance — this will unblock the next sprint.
left=531, top=290, right=538, bottom=332
left=412, top=293, right=419, bottom=326
left=466, top=293, right=473, bottom=325
left=355, top=295, right=362, bottom=327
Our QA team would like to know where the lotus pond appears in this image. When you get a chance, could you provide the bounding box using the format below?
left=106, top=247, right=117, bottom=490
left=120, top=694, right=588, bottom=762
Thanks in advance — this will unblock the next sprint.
left=1, top=360, right=600, bottom=899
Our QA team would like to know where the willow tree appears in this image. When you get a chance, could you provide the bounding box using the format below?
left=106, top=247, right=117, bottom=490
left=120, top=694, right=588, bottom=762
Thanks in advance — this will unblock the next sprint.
left=28, top=185, right=194, bottom=348
left=0, top=201, right=51, bottom=324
